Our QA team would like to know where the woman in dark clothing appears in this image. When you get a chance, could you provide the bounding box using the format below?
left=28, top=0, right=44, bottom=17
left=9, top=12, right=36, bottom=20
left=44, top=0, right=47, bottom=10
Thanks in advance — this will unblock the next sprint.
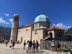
left=35, top=40, right=39, bottom=52
left=32, top=40, right=36, bottom=53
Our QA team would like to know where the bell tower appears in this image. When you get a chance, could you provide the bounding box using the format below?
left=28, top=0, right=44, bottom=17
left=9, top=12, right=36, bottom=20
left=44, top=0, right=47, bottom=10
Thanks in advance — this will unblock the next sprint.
left=10, top=14, right=19, bottom=41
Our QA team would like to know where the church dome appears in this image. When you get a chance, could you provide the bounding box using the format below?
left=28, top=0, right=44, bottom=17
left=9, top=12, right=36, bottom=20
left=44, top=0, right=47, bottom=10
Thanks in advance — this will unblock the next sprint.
left=34, top=14, right=50, bottom=23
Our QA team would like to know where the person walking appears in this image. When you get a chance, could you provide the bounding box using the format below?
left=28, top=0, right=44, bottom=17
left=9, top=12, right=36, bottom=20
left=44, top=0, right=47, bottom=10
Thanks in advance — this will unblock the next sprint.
left=12, top=40, right=16, bottom=49
left=32, top=40, right=36, bottom=53
left=35, top=40, right=39, bottom=52
left=23, top=40, right=26, bottom=49
left=26, top=40, right=30, bottom=53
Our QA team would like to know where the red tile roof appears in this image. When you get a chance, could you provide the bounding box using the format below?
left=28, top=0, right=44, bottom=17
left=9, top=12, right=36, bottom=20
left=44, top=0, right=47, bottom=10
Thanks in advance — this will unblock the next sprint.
left=19, top=23, right=34, bottom=29
left=24, top=24, right=33, bottom=27
left=48, top=26, right=64, bottom=30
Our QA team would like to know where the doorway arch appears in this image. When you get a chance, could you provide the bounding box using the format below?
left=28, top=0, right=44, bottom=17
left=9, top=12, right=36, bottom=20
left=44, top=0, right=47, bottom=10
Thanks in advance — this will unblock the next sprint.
left=48, top=32, right=53, bottom=40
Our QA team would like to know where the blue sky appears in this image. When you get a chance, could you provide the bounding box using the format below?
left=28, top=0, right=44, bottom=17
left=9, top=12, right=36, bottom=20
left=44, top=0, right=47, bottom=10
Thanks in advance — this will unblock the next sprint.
left=0, top=0, right=72, bottom=29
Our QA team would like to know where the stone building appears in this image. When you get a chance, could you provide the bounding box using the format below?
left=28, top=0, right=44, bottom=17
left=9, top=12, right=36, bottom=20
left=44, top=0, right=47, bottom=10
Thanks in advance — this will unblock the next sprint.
left=44, top=26, right=65, bottom=40
left=10, top=14, right=19, bottom=41
left=10, top=14, right=64, bottom=43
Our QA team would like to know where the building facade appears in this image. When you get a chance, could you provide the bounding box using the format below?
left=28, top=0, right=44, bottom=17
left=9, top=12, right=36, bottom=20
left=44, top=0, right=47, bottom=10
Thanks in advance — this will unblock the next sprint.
left=10, top=14, right=64, bottom=43
left=16, top=14, right=64, bottom=43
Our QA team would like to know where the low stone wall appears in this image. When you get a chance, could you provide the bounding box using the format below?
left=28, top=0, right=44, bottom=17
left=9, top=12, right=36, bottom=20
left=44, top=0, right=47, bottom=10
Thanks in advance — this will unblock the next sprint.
left=40, top=40, right=72, bottom=50
left=48, top=51, right=70, bottom=54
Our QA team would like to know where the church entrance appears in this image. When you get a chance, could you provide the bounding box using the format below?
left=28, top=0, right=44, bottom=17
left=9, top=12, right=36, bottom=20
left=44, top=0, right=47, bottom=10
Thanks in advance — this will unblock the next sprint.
left=48, top=32, right=53, bottom=40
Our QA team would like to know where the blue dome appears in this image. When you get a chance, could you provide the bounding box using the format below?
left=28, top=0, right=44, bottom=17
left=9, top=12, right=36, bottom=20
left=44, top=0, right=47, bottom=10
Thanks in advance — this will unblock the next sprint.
left=34, top=14, right=50, bottom=23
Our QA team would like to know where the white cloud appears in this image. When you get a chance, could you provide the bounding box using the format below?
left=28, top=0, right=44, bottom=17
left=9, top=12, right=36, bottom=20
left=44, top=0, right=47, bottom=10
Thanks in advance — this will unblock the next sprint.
left=0, top=17, right=9, bottom=24
left=5, top=13, right=9, bottom=16
left=9, top=19, right=13, bottom=22
left=53, top=23, right=71, bottom=29
left=66, top=26, right=71, bottom=29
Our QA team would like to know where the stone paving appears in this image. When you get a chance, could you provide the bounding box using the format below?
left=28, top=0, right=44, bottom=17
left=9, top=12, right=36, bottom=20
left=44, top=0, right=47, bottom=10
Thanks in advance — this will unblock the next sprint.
left=0, top=43, right=49, bottom=54
left=0, top=43, right=70, bottom=54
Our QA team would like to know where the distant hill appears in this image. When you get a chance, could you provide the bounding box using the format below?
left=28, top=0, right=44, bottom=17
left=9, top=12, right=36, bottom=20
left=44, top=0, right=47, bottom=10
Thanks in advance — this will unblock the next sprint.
left=61, top=27, right=72, bottom=41
left=0, top=26, right=11, bottom=40
left=65, top=27, right=72, bottom=34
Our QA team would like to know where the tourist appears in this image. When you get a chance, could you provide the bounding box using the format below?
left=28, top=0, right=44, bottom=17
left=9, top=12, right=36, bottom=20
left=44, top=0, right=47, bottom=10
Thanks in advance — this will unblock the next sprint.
left=23, top=40, right=26, bottom=49
left=51, top=40, right=55, bottom=51
left=12, top=40, right=16, bottom=49
left=6, top=40, right=9, bottom=47
left=56, top=41, right=61, bottom=51
left=5, top=40, right=8, bottom=47
left=9, top=40, right=12, bottom=48
left=35, top=40, right=39, bottom=52
left=29, top=40, right=32, bottom=52
left=26, top=40, right=30, bottom=53
left=32, top=40, right=36, bottom=53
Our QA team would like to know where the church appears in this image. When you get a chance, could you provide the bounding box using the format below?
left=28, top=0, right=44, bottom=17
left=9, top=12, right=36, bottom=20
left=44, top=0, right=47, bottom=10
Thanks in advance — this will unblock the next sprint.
left=10, top=13, right=64, bottom=43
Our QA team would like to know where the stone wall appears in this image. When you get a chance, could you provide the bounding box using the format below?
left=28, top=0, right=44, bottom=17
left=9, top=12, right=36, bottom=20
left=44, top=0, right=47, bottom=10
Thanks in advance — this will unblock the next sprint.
left=17, top=26, right=32, bottom=43
left=40, top=40, right=72, bottom=50
left=32, top=29, right=43, bottom=43
left=48, top=51, right=70, bottom=54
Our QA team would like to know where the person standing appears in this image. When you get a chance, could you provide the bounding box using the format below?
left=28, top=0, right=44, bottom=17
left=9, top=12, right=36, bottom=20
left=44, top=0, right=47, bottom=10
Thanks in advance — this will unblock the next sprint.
left=56, top=42, right=61, bottom=51
left=29, top=40, right=32, bottom=53
left=35, top=40, right=39, bottom=52
left=51, top=40, right=55, bottom=51
left=23, top=40, right=26, bottom=49
left=12, top=40, right=16, bottom=49
left=32, top=40, right=36, bottom=53
left=26, top=40, right=29, bottom=53
left=5, top=40, right=8, bottom=47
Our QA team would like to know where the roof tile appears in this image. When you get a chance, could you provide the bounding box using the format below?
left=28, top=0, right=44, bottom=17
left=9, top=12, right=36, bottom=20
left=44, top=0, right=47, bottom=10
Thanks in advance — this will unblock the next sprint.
left=48, top=26, right=64, bottom=30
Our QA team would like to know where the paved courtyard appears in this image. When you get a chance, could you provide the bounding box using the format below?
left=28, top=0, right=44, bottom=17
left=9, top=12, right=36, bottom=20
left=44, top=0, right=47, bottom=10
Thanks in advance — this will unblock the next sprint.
left=0, top=43, right=70, bottom=54
left=0, top=43, right=49, bottom=54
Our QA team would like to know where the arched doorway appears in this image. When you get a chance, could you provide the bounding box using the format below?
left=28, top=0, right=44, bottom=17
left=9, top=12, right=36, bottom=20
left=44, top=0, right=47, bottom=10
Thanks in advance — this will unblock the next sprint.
left=48, top=32, right=53, bottom=40
left=44, top=32, right=53, bottom=40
